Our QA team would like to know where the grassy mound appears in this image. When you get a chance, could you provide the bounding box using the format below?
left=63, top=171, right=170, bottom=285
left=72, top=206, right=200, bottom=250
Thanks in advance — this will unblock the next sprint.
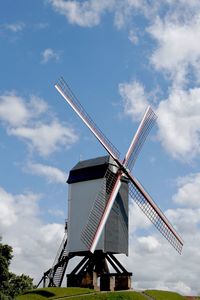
left=60, top=291, right=147, bottom=300
left=144, top=289, right=186, bottom=300
left=16, top=287, right=190, bottom=300
left=16, top=288, right=147, bottom=300
left=16, top=287, right=93, bottom=300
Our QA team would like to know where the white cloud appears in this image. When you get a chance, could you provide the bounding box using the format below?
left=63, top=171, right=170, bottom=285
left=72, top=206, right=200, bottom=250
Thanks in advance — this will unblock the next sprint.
left=174, top=281, right=192, bottom=296
left=0, top=187, right=41, bottom=234
left=0, top=93, right=30, bottom=127
left=48, top=208, right=65, bottom=217
left=9, top=121, right=78, bottom=157
left=48, top=0, right=115, bottom=27
left=0, top=188, right=18, bottom=228
left=129, top=201, right=152, bottom=234
left=2, top=22, right=25, bottom=32
left=148, top=16, right=200, bottom=87
left=157, top=87, right=200, bottom=161
left=113, top=9, right=200, bottom=294
left=128, top=29, right=138, bottom=44
left=29, top=96, right=48, bottom=115
left=41, top=48, right=61, bottom=64
left=47, top=0, right=159, bottom=30
left=26, top=162, right=67, bottom=184
left=119, top=202, right=200, bottom=295
left=173, top=173, right=200, bottom=207
left=0, top=91, right=79, bottom=157
left=138, top=236, right=160, bottom=253
left=0, top=92, right=48, bottom=127
left=166, top=207, right=200, bottom=235
left=121, top=171, right=200, bottom=295
left=114, top=0, right=158, bottom=29
left=120, top=83, right=200, bottom=162
left=0, top=186, right=64, bottom=283
left=119, top=80, right=150, bottom=121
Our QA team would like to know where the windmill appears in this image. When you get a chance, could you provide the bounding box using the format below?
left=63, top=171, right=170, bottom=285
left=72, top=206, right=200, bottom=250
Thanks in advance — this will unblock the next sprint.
left=38, top=77, right=183, bottom=291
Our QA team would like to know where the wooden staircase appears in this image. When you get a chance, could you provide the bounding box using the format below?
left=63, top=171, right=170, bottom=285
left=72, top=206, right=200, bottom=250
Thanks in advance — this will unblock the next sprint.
left=37, top=222, right=69, bottom=287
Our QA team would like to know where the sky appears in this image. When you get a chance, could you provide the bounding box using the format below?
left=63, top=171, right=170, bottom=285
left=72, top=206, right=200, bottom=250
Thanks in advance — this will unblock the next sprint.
left=1, top=0, right=200, bottom=296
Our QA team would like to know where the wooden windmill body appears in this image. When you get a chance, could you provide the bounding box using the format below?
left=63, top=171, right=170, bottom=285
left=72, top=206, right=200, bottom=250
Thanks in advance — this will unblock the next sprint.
left=67, top=156, right=128, bottom=255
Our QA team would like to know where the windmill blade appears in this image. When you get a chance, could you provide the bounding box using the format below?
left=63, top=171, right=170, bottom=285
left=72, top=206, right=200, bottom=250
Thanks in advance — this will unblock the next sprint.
left=56, top=77, right=183, bottom=255
left=124, top=106, right=157, bottom=171
left=55, top=77, right=120, bottom=160
left=81, top=168, right=122, bottom=253
left=128, top=174, right=183, bottom=254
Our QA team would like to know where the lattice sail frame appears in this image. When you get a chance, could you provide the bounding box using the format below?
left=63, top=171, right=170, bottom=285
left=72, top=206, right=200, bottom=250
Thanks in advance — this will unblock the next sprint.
left=128, top=177, right=183, bottom=254
left=124, top=106, right=157, bottom=171
left=81, top=168, right=119, bottom=250
left=55, top=77, right=183, bottom=255
left=55, top=77, right=120, bottom=159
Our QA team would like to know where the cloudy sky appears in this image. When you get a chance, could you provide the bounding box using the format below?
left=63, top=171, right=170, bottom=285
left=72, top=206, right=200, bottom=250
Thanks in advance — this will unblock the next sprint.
left=1, top=0, right=200, bottom=296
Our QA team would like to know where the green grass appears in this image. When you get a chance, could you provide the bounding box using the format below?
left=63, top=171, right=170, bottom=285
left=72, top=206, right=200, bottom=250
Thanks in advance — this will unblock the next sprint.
left=16, top=287, right=191, bottom=300
left=16, top=287, right=93, bottom=300
left=144, top=289, right=186, bottom=300
left=16, top=288, right=147, bottom=300
left=56, top=291, right=147, bottom=300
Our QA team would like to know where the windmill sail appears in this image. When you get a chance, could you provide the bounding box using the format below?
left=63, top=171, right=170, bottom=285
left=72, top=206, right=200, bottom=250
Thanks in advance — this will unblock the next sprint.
left=81, top=107, right=158, bottom=253
left=55, top=77, right=183, bottom=255
left=123, top=106, right=157, bottom=171
left=55, top=77, right=120, bottom=160
left=128, top=174, right=183, bottom=254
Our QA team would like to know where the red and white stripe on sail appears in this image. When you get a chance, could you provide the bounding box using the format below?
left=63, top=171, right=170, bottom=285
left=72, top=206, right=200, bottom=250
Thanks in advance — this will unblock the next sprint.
left=81, top=168, right=121, bottom=251
left=89, top=174, right=122, bottom=253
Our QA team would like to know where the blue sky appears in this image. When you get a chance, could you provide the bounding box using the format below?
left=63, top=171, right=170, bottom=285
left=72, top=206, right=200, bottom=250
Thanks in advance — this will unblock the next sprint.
left=1, top=0, right=200, bottom=295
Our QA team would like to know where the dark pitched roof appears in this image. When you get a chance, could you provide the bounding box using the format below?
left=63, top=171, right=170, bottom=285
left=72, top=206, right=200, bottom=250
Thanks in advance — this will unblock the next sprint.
left=67, top=155, right=117, bottom=184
